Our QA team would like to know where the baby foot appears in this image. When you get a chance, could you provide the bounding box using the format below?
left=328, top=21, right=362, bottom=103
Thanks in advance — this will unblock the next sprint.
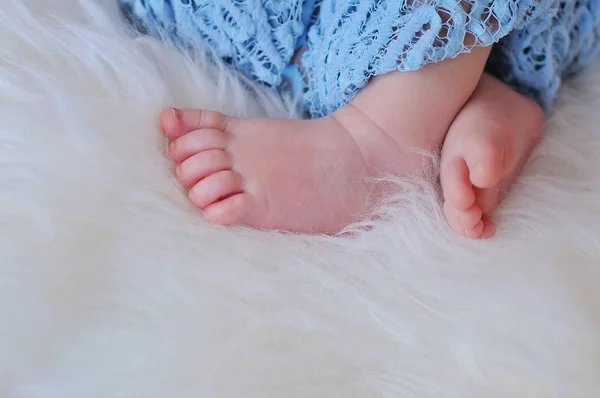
left=160, top=47, right=491, bottom=234
left=440, top=74, right=544, bottom=238
left=159, top=106, right=413, bottom=234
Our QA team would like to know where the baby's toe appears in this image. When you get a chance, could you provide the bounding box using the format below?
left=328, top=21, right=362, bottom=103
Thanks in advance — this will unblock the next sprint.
left=459, top=204, right=483, bottom=230
left=204, top=192, right=254, bottom=226
left=159, top=108, right=180, bottom=139
left=176, top=149, right=233, bottom=187
left=480, top=219, right=495, bottom=239
left=188, top=170, right=245, bottom=209
left=474, top=185, right=500, bottom=215
left=169, top=129, right=229, bottom=163
left=444, top=202, right=485, bottom=239
left=463, top=126, right=508, bottom=189
left=160, top=107, right=233, bottom=139
left=441, top=157, right=476, bottom=210
left=464, top=220, right=485, bottom=239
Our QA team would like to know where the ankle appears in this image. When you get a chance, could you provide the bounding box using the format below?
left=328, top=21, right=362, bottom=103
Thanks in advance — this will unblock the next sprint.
left=330, top=102, right=436, bottom=177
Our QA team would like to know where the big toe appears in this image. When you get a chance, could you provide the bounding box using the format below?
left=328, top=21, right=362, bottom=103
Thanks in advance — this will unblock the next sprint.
left=441, top=157, right=476, bottom=210
left=160, top=107, right=231, bottom=140
left=463, top=124, right=510, bottom=188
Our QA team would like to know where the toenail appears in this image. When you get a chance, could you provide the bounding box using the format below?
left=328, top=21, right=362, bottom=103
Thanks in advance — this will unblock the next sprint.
left=160, top=108, right=180, bottom=135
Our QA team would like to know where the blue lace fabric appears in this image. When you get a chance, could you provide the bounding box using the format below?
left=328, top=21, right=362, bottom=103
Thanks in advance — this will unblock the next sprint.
left=119, top=0, right=600, bottom=118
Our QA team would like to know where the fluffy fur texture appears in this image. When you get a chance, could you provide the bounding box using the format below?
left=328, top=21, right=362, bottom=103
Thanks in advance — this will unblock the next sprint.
left=1, top=1, right=600, bottom=397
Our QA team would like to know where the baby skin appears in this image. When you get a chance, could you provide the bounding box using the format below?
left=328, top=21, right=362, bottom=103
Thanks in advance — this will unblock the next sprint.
left=160, top=46, right=543, bottom=237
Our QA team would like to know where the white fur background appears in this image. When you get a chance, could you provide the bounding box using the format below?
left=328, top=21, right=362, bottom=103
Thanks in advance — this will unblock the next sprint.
left=1, top=1, right=600, bottom=397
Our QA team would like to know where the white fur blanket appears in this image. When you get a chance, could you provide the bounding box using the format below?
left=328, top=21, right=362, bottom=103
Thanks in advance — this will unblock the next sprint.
left=1, top=1, right=599, bottom=397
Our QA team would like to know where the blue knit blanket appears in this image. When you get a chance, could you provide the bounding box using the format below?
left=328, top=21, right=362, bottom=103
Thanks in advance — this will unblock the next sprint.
left=120, top=0, right=600, bottom=117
